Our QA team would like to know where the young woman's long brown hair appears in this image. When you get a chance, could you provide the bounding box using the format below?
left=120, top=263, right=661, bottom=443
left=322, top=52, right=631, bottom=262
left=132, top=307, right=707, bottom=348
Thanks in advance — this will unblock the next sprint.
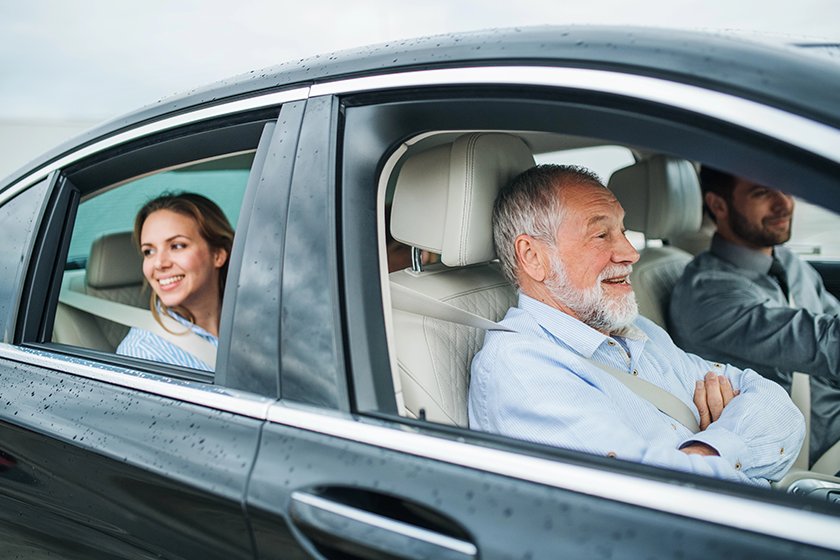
left=134, top=192, right=234, bottom=332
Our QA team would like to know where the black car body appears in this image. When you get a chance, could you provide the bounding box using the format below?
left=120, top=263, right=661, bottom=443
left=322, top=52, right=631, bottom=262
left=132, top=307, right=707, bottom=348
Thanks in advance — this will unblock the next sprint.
left=2, top=26, right=840, bottom=559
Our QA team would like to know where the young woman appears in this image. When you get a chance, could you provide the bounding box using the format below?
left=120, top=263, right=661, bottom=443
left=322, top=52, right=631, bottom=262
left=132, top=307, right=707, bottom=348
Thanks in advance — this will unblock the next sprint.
left=116, top=193, right=234, bottom=371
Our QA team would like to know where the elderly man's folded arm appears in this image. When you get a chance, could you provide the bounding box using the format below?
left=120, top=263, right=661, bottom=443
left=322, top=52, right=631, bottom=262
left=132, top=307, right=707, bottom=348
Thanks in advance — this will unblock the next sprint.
left=472, top=348, right=801, bottom=486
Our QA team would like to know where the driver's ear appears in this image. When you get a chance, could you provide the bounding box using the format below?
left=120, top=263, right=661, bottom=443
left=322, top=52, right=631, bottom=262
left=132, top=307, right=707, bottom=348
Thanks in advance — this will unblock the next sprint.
left=515, top=235, right=550, bottom=283
left=705, top=191, right=728, bottom=222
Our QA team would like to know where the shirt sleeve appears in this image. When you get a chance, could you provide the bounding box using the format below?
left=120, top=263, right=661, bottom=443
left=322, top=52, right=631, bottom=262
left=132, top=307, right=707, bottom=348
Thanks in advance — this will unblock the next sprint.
left=674, top=350, right=805, bottom=482
left=672, top=268, right=840, bottom=379
left=471, top=336, right=800, bottom=486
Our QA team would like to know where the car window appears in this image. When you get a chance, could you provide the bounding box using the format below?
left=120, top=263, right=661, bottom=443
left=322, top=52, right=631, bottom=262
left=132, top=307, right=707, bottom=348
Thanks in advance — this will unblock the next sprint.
left=789, top=197, right=840, bottom=261
left=52, top=152, right=253, bottom=375
left=340, top=87, right=840, bottom=499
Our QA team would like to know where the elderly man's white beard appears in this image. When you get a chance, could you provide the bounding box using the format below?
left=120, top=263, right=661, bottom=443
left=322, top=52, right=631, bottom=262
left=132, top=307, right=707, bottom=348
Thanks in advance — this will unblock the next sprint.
left=544, top=255, right=639, bottom=333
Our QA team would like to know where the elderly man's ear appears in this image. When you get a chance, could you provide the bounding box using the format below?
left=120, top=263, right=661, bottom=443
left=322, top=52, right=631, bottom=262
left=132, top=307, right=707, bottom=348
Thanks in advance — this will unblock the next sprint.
left=514, top=234, right=550, bottom=283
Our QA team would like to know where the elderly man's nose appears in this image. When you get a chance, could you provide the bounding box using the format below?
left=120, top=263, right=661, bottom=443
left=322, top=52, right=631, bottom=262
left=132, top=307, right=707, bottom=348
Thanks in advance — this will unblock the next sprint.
left=615, top=235, right=640, bottom=264
left=772, top=189, right=794, bottom=211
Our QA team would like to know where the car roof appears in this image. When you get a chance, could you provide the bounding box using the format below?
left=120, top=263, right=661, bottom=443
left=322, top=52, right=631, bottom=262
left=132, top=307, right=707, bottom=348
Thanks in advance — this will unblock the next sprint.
left=5, top=25, right=840, bottom=192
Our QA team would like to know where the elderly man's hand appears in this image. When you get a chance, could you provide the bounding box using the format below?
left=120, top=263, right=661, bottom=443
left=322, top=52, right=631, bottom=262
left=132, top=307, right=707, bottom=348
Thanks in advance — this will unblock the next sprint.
left=694, top=371, right=739, bottom=431
left=678, top=373, right=740, bottom=458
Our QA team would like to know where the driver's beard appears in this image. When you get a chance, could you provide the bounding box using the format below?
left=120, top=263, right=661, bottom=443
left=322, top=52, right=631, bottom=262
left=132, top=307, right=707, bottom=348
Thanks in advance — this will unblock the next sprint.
left=544, top=254, right=638, bottom=333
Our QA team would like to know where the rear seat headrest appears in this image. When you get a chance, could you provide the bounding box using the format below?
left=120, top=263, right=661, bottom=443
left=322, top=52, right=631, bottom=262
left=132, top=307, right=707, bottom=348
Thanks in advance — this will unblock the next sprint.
left=391, top=133, right=535, bottom=267
left=608, top=155, right=702, bottom=241
left=87, top=231, right=145, bottom=289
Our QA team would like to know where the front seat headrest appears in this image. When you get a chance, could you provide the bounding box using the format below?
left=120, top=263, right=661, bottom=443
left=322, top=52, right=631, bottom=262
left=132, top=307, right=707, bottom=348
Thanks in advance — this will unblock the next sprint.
left=608, top=155, right=702, bottom=241
left=87, top=231, right=145, bottom=289
left=391, top=133, right=535, bottom=267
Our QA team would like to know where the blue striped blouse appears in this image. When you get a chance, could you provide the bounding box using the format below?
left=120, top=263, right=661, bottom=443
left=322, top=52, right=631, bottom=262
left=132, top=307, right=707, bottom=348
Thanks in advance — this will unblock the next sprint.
left=116, top=311, right=217, bottom=372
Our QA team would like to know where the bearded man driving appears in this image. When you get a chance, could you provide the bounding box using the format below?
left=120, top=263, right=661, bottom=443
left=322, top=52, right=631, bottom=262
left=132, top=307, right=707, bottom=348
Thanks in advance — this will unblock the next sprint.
left=468, top=164, right=803, bottom=486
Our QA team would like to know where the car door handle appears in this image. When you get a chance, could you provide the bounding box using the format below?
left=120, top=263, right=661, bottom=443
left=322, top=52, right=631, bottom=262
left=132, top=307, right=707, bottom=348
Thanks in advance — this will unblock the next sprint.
left=289, top=491, right=477, bottom=560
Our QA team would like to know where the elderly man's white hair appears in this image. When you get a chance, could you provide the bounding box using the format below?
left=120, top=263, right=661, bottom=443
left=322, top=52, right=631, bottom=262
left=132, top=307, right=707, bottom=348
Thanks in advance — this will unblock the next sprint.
left=492, top=164, right=606, bottom=289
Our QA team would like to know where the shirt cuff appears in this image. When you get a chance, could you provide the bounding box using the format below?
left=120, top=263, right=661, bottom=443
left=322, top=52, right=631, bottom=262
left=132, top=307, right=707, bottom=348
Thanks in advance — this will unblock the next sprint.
left=681, top=427, right=751, bottom=474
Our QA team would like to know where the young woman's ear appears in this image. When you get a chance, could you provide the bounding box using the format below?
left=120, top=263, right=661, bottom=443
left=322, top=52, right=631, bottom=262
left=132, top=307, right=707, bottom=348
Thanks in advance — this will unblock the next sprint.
left=213, top=248, right=229, bottom=269
left=514, top=235, right=549, bottom=283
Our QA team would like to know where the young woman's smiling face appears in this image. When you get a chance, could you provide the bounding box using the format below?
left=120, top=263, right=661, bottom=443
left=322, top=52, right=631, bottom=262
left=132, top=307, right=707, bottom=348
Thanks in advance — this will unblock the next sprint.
left=140, top=209, right=227, bottom=318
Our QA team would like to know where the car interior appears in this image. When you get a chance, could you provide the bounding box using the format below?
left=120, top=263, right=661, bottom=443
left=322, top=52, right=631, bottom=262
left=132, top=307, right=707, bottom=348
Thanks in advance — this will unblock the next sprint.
left=377, top=129, right=840, bottom=491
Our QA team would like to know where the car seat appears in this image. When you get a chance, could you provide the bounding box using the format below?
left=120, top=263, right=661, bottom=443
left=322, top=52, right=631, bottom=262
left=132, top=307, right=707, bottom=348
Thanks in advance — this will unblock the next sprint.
left=607, top=155, right=703, bottom=330
left=388, top=133, right=534, bottom=427
left=53, top=231, right=147, bottom=352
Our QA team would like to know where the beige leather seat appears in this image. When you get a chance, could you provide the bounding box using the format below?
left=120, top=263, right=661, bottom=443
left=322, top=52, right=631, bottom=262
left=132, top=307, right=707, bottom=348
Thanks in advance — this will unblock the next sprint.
left=608, top=155, right=703, bottom=330
left=54, top=231, right=147, bottom=352
left=388, top=133, right=534, bottom=427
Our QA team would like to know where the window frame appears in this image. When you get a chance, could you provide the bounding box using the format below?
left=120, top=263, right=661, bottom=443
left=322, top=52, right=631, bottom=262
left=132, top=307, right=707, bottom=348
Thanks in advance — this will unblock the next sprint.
left=335, top=78, right=840, bottom=532
left=13, top=107, right=290, bottom=392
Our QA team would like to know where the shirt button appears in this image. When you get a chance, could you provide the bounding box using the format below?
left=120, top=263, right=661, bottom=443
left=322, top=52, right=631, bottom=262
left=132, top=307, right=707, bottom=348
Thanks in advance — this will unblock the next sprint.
left=633, top=369, right=639, bottom=376
left=714, top=363, right=723, bottom=368
left=607, top=452, right=617, bottom=458
left=735, top=462, right=742, bottom=470
left=607, top=340, right=616, bottom=346
left=780, top=448, right=785, bottom=454
left=671, top=423, right=676, bottom=430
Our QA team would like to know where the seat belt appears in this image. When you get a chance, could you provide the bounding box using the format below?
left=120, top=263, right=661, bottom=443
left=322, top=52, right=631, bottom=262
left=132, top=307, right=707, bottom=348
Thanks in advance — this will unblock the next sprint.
left=58, top=285, right=217, bottom=370
left=390, top=282, right=700, bottom=434
left=790, top=372, right=811, bottom=471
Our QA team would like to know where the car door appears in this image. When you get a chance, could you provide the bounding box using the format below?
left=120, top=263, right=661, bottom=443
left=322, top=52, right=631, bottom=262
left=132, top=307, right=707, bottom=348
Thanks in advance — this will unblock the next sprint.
left=244, top=67, right=840, bottom=560
left=0, top=91, right=304, bottom=559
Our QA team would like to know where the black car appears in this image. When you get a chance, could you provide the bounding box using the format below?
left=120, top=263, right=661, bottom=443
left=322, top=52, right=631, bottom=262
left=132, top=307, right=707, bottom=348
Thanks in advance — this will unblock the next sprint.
left=2, top=25, right=840, bottom=559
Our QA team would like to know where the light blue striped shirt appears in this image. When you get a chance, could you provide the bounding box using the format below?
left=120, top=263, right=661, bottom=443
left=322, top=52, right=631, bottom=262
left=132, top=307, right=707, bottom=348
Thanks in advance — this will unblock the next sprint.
left=116, top=310, right=217, bottom=372
left=469, top=294, right=805, bottom=486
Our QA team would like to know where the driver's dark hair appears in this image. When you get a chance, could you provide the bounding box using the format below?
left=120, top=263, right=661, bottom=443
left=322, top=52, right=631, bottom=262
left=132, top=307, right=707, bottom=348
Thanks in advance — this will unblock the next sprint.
left=699, top=166, right=738, bottom=223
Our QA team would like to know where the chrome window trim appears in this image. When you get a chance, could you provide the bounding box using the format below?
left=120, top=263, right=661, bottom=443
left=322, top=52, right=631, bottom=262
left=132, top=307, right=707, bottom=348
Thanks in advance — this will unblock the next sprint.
left=268, top=402, right=840, bottom=553
left=0, top=344, right=274, bottom=420
left=311, top=66, right=840, bottom=165
left=0, top=87, right=310, bottom=207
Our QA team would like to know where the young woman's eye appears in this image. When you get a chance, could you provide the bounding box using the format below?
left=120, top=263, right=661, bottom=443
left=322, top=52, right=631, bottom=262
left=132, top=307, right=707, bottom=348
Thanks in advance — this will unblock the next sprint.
left=172, top=242, right=187, bottom=250
left=142, top=248, right=154, bottom=257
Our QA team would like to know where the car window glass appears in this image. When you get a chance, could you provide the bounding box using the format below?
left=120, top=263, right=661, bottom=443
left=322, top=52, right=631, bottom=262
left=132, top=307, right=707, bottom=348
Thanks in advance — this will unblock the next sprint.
left=0, top=179, right=50, bottom=342
left=54, top=152, right=253, bottom=369
left=788, top=197, right=840, bottom=261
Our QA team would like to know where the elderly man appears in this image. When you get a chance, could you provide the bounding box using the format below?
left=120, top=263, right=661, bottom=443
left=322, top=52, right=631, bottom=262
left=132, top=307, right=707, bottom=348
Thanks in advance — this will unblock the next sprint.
left=469, top=164, right=804, bottom=487
left=670, top=167, right=840, bottom=471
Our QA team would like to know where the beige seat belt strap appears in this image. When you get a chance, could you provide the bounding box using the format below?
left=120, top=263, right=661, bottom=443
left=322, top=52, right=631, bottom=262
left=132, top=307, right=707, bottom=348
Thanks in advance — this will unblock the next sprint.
left=59, top=284, right=216, bottom=370
left=790, top=372, right=811, bottom=471
left=391, top=281, right=700, bottom=434
left=580, top=357, right=699, bottom=433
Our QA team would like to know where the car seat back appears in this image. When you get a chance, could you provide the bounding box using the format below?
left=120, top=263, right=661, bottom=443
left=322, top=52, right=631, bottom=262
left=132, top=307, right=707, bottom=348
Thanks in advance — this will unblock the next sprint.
left=53, top=231, right=147, bottom=352
left=389, top=132, right=533, bottom=426
left=608, top=156, right=703, bottom=330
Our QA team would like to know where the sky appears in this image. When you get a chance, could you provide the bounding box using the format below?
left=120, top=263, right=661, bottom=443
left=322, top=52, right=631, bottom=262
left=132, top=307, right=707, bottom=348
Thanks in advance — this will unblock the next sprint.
left=2, top=0, right=839, bottom=122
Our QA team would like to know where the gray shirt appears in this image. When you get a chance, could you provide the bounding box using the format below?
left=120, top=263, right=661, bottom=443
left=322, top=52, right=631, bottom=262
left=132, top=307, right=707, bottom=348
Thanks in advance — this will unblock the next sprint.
left=670, top=234, right=840, bottom=467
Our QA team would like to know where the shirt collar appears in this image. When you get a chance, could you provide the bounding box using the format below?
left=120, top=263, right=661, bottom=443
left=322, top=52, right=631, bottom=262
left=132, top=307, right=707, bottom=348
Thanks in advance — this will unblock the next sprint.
left=518, top=294, right=646, bottom=359
left=710, top=233, right=774, bottom=274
